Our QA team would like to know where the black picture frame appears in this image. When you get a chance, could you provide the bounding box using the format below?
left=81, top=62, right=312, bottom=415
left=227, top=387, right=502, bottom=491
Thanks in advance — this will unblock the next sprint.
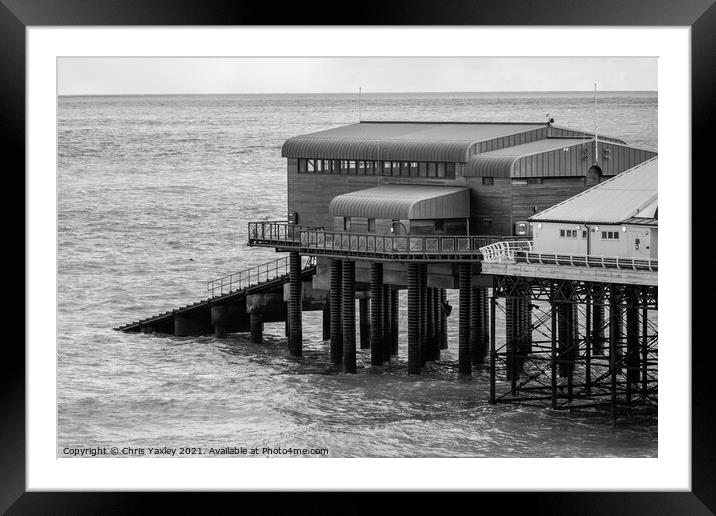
left=5, top=0, right=709, bottom=513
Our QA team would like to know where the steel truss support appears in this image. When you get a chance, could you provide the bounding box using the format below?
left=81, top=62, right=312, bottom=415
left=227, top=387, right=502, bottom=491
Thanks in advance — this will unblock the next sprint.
left=489, top=275, right=658, bottom=424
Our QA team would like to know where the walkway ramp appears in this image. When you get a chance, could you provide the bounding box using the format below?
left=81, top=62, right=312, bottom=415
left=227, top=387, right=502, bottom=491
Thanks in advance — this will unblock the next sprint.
left=115, top=256, right=316, bottom=334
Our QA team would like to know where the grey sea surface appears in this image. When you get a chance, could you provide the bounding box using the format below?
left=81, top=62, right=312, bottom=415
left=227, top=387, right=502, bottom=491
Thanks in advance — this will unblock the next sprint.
left=58, top=92, right=657, bottom=457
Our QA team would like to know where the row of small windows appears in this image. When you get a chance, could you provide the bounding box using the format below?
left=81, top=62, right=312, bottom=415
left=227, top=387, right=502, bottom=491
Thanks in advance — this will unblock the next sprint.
left=560, top=228, right=621, bottom=240
left=560, top=229, right=587, bottom=239
left=298, top=159, right=456, bottom=179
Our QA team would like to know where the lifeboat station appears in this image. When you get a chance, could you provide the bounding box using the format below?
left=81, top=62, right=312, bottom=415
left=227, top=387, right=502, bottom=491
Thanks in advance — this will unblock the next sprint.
left=117, top=120, right=658, bottom=424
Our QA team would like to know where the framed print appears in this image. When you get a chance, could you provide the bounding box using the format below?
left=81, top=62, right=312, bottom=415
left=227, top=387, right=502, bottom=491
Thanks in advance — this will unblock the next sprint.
left=6, top=0, right=712, bottom=512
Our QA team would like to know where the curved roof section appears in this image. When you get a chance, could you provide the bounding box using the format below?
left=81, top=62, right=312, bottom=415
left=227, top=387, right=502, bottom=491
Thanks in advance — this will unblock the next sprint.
left=329, top=184, right=470, bottom=220
left=530, top=157, right=658, bottom=224
left=282, top=121, right=547, bottom=163
left=465, top=138, right=588, bottom=177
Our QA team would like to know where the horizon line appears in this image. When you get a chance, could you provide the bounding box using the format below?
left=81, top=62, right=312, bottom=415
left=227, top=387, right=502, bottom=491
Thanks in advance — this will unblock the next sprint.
left=58, top=89, right=658, bottom=97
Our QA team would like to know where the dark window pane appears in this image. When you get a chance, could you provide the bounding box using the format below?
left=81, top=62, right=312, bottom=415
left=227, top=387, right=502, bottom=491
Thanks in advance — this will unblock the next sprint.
left=298, top=159, right=307, bottom=173
left=445, top=163, right=456, bottom=178
left=418, top=162, right=427, bottom=176
left=437, top=163, right=445, bottom=177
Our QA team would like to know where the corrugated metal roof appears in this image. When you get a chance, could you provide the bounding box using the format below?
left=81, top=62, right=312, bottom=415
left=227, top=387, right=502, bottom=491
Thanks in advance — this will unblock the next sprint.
left=464, top=138, right=589, bottom=177
left=329, top=184, right=470, bottom=220
left=282, top=122, right=548, bottom=162
left=530, top=157, right=658, bottom=224
left=622, top=216, right=658, bottom=226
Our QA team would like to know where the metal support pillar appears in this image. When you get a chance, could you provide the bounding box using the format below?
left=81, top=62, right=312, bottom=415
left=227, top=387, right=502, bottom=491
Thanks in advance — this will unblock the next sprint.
left=433, top=288, right=441, bottom=360
left=641, top=298, right=649, bottom=397
left=288, top=252, right=302, bottom=357
left=458, top=263, right=472, bottom=376
left=250, top=312, right=263, bottom=344
left=489, top=295, right=497, bottom=404
left=585, top=298, right=592, bottom=395
left=427, top=287, right=435, bottom=361
left=383, top=285, right=391, bottom=363
left=505, top=298, right=518, bottom=391
left=420, top=265, right=427, bottom=366
left=592, top=291, right=605, bottom=355
left=370, top=263, right=383, bottom=366
left=609, top=286, right=622, bottom=426
left=626, top=288, right=640, bottom=398
left=359, top=297, right=370, bottom=350
left=391, top=289, right=399, bottom=356
left=342, top=260, right=356, bottom=373
left=407, top=264, right=421, bottom=374
left=329, top=259, right=343, bottom=365
left=550, top=284, right=558, bottom=410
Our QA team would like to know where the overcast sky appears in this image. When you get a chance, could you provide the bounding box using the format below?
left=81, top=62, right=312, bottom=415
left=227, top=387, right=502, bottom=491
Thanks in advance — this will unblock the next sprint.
left=58, top=57, right=656, bottom=95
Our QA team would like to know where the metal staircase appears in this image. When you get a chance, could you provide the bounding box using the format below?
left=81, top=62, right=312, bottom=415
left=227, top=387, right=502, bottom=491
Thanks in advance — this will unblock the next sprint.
left=115, top=256, right=316, bottom=332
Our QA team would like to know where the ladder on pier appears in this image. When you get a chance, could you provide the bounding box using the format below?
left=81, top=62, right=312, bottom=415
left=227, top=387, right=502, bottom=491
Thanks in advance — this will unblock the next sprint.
left=114, top=256, right=316, bottom=333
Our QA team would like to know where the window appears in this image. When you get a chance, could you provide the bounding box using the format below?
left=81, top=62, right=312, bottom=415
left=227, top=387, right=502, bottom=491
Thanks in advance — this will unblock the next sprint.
left=357, top=161, right=366, bottom=175
left=392, top=161, right=401, bottom=177
left=332, top=159, right=341, bottom=174
left=512, top=178, right=528, bottom=186
left=582, top=230, right=587, bottom=239
left=382, top=161, right=392, bottom=176
left=366, top=160, right=376, bottom=175
left=436, top=163, right=445, bottom=178
left=482, top=177, right=494, bottom=185
left=445, top=163, right=456, bottom=179
left=560, top=229, right=578, bottom=238
left=368, top=218, right=375, bottom=233
left=409, top=162, right=419, bottom=177
left=418, top=162, right=427, bottom=177
left=527, top=178, right=543, bottom=184
left=343, top=217, right=351, bottom=231
left=401, top=162, right=410, bottom=177
left=307, top=159, right=315, bottom=173
left=601, top=231, right=620, bottom=240
left=298, top=159, right=307, bottom=173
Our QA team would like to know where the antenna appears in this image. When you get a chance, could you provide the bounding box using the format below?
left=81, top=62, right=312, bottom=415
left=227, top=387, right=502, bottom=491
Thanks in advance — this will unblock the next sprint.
left=594, top=83, right=599, bottom=166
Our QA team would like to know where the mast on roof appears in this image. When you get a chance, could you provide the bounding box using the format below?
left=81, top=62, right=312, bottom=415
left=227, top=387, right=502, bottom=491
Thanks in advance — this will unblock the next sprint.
left=594, top=83, right=599, bottom=166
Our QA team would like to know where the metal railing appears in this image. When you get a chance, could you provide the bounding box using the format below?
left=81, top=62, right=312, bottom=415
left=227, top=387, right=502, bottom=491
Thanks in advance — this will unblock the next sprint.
left=479, top=240, right=658, bottom=272
left=517, top=251, right=657, bottom=272
left=247, top=221, right=325, bottom=245
left=248, top=221, right=527, bottom=258
left=478, top=240, right=533, bottom=262
left=206, top=255, right=316, bottom=297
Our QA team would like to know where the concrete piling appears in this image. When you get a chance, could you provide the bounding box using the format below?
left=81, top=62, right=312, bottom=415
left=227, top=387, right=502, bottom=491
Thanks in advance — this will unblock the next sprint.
left=288, top=251, right=302, bottom=357
left=342, top=260, right=356, bottom=373
left=407, top=263, right=421, bottom=374
left=250, top=312, right=263, bottom=344
left=329, top=259, right=343, bottom=365
left=458, top=263, right=472, bottom=376
left=390, top=288, right=399, bottom=356
left=382, top=284, right=391, bottom=363
left=370, top=263, right=383, bottom=366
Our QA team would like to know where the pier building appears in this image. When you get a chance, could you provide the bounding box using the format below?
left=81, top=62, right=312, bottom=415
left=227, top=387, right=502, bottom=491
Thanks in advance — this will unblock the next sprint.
left=117, top=120, right=658, bottom=424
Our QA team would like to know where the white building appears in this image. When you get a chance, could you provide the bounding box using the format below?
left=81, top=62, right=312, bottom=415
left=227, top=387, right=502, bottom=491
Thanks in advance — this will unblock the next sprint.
left=529, top=157, right=657, bottom=260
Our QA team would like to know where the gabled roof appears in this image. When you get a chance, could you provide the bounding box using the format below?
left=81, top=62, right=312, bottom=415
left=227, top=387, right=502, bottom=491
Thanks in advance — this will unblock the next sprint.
left=329, top=184, right=469, bottom=220
left=530, top=157, right=658, bottom=224
left=282, top=121, right=548, bottom=163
